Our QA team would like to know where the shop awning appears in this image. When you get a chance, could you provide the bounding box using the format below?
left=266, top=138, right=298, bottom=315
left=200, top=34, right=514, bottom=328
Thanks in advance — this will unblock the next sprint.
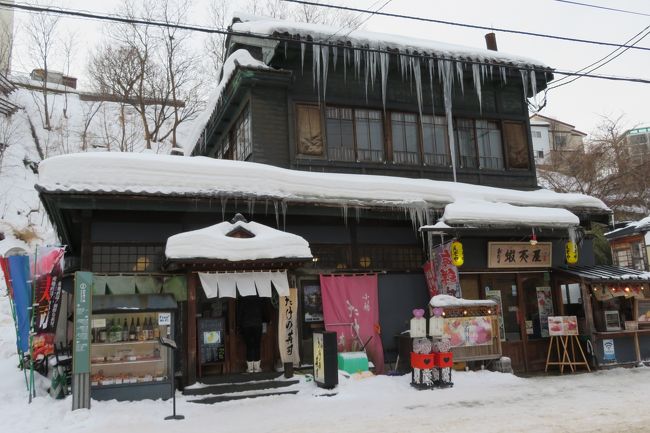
left=92, top=294, right=178, bottom=313
left=554, top=265, right=650, bottom=301
left=554, top=265, right=650, bottom=283
left=198, top=270, right=290, bottom=298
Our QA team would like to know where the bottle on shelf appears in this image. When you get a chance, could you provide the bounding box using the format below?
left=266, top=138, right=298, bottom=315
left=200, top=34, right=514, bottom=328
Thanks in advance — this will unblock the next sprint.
left=143, top=317, right=150, bottom=340
left=129, top=318, right=136, bottom=341
left=98, top=320, right=107, bottom=343
left=153, top=318, right=160, bottom=339
left=136, top=317, right=144, bottom=341
left=148, top=317, right=154, bottom=340
left=122, top=318, right=129, bottom=342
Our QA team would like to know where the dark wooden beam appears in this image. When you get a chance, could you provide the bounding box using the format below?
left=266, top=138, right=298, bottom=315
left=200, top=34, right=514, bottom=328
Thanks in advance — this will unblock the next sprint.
left=186, top=271, right=197, bottom=385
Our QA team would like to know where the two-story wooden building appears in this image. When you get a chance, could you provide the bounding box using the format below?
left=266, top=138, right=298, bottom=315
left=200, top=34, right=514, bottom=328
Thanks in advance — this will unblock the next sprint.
left=38, top=14, right=612, bottom=394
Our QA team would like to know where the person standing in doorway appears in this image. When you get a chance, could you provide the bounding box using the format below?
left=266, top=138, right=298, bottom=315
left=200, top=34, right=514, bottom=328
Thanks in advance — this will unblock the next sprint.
left=238, top=295, right=265, bottom=373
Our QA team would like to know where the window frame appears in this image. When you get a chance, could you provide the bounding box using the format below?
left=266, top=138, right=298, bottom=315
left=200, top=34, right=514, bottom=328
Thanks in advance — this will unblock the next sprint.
left=325, top=105, right=385, bottom=163
left=232, top=104, right=252, bottom=161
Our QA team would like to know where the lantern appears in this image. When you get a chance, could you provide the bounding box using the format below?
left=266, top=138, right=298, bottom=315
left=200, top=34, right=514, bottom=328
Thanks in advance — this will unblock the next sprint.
left=451, top=240, right=464, bottom=267
left=565, top=241, right=578, bottom=264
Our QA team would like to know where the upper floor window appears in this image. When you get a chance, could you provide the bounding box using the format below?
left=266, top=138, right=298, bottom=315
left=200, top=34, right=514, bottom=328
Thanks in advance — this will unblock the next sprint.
left=233, top=105, right=251, bottom=161
left=454, top=119, right=505, bottom=170
left=305, top=104, right=525, bottom=170
left=553, top=133, right=568, bottom=149
left=614, top=248, right=632, bottom=268
left=422, top=115, right=450, bottom=166
left=455, top=119, right=478, bottom=169
left=476, top=120, right=504, bottom=170
left=391, top=112, right=419, bottom=164
left=628, top=134, right=648, bottom=146
left=532, top=130, right=542, bottom=138
left=354, top=109, right=384, bottom=162
left=326, top=107, right=354, bottom=161
left=326, top=107, right=384, bottom=162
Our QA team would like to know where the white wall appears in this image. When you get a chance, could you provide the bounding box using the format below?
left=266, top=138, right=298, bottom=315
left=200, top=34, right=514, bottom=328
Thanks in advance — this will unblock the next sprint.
left=531, top=124, right=550, bottom=164
left=0, top=0, right=14, bottom=74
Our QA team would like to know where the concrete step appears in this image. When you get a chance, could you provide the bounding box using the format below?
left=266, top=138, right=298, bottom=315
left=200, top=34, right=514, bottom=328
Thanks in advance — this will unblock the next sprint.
left=188, top=389, right=299, bottom=404
left=193, top=371, right=283, bottom=386
left=183, top=379, right=299, bottom=396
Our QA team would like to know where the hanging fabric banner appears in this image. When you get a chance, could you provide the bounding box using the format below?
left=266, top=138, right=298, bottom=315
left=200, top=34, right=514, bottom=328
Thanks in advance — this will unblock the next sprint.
left=32, top=247, right=65, bottom=358
left=278, top=287, right=300, bottom=366
left=433, top=242, right=462, bottom=298
left=7, top=255, right=31, bottom=354
left=422, top=260, right=438, bottom=298
left=320, top=274, right=384, bottom=373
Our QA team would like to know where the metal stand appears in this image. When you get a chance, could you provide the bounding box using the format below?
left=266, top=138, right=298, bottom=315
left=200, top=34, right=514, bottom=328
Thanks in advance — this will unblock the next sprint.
left=160, top=337, right=184, bottom=421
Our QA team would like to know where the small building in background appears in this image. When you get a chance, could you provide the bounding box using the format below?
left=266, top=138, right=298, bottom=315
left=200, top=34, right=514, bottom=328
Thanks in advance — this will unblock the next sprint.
left=530, top=114, right=586, bottom=166
left=29, top=69, right=78, bottom=89
left=605, top=217, right=650, bottom=271
left=623, top=126, right=650, bottom=161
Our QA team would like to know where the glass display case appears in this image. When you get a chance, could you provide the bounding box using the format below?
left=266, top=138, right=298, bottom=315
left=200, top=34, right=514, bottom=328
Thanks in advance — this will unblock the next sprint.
left=90, top=294, right=177, bottom=401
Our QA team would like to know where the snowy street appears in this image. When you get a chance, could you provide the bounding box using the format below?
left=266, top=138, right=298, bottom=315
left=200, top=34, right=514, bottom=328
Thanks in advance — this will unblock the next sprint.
left=1, top=291, right=648, bottom=433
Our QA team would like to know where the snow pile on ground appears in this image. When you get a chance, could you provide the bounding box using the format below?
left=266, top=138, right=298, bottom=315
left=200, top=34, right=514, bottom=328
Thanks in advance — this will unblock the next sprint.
left=2, top=295, right=650, bottom=433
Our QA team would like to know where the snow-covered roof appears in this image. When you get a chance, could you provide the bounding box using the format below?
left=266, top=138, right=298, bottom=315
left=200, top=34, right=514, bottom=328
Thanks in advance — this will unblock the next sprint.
left=430, top=295, right=496, bottom=308
left=182, top=49, right=271, bottom=155
left=433, top=200, right=580, bottom=229
left=166, top=219, right=312, bottom=261
left=37, top=153, right=610, bottom=221
left=232, top=13, right=548, bottom=69
left=605, top=216, right=650, bottom=238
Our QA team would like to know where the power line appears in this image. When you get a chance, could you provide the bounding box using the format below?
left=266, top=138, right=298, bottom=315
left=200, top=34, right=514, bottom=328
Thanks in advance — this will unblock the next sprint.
left=341, top=0, right=393, bottom=39
left=280, top=0, right=650, bottom=52
left=549, top=25, right=650, bottom=90
left=552, top=0, right=650, bottom=18
left=2, top=1, right=650, bottom=85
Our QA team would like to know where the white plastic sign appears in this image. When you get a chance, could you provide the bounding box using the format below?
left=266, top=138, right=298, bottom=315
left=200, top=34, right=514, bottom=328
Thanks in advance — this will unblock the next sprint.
left=158, top=312, right=171, bottom=326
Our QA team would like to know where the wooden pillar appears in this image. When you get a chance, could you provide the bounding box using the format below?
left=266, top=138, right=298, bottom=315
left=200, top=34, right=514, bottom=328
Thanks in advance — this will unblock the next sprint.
left=516, top=273, right=530, bottom=373
left=186, top=271, right=197, bottom=385
left=79, top=210, right=92, bottom=270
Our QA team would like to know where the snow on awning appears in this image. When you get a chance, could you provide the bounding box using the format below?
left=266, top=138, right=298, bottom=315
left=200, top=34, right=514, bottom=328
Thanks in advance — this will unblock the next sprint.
left=430, top=294, right=496, bottom=308
left=165, top=218, right=312, bottom=261
left=37, top=153, right=610, bottom=218
left=198, top=270, right=289, bottom=298
left=427, top=200, right=581, bottom=229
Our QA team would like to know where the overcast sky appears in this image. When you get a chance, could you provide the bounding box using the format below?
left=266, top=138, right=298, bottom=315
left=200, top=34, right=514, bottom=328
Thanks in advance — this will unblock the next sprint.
left=9, top=0, right=650, bottom=136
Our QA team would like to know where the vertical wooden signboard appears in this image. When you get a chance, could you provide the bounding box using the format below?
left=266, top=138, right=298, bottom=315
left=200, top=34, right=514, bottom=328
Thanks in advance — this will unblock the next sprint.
left=72, top=271, right=92, bottom=410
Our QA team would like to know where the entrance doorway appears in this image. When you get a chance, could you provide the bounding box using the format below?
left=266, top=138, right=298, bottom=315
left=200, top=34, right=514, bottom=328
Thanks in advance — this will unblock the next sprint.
left=478, top=273, right=555, bottom=373
left=196, top=294, right=278, bottom=377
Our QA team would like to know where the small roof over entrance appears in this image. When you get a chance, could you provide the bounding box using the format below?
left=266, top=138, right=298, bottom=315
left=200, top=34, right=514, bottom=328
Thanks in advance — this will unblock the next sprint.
left=165, top=214, right=312, bottom=263
left=165, top=215, right=312, bottom=298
